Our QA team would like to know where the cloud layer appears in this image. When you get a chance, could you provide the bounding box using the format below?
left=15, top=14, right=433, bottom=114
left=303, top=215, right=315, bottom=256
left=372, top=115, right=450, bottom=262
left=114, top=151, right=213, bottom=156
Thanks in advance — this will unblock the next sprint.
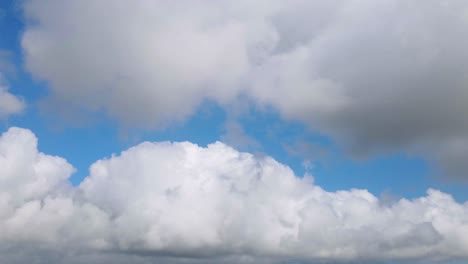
left=20, top=0, right=468, bottom=178
left=1, top=127, right=468, bottom=263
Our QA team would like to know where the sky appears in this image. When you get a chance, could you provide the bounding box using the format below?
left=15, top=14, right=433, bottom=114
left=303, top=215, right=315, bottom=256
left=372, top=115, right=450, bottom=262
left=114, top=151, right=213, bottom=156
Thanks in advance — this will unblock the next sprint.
left=0, top=0, right=468, bottom=263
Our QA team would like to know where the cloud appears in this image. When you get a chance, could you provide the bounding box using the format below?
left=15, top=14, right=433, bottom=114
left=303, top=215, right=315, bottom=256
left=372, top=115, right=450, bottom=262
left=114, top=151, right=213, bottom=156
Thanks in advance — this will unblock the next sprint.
left=220, top=120, right=260, bottom=150
left=249, top=0, right=468, bottom=179
left=0, top=51, right=16, bottom=75
left=21, top=0, right=277, bottom=127
left=20, top=0, right=468, bottom=178
left=0, top=73, right=24, bottom=119
left=1, top=127, right=468, bottom=263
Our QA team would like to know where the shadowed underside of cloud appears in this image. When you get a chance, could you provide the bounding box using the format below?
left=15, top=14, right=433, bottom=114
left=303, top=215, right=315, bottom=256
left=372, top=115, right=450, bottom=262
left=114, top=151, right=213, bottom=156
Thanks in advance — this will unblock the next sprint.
left=20, top=0, right=468, bottom=179
left=1, top=127, right=467, bottom=264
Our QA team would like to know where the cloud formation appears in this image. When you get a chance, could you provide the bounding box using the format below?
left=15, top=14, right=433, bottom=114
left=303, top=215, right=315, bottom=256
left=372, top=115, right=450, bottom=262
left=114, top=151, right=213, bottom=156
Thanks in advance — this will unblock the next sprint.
left=1, top=127, right=468, bottom=263
left=250, top=0, right=468, bottom=179
left=20, top=0, right=468, bottom=178
left=0, top=73, right=24, bottom=119
left=21, top=0, right=268, bottom=126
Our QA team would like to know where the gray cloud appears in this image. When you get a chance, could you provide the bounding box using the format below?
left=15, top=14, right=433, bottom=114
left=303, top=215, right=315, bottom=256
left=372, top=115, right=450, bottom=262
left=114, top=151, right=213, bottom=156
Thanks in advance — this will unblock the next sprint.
left=250, top=0, right=468, bottom=179
left=1, top=127, right=468, bottom=263
left=20, top=0, right=468, bottom=177
left=21, top=0, right=272, bottom=127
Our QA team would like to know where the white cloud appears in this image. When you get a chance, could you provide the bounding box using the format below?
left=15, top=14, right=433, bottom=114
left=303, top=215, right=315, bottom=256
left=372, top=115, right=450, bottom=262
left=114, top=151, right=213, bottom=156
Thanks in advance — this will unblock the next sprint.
left=1, top=127, right=468, bottom=263
left=0, top=74, right=24, bottom=119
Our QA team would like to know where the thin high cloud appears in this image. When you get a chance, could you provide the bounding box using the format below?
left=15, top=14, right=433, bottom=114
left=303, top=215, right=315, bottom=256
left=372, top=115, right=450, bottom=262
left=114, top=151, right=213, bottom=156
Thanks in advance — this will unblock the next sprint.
left=1, top=127, right=468, bottom=264
left=20, top=0, right=468, bottom=179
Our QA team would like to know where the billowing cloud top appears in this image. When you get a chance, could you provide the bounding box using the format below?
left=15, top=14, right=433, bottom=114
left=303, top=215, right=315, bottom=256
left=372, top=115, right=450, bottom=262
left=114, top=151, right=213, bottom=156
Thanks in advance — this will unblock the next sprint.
left=1, top=127, right=468, bottom=263
left=21, top=0, right=468, bottom=178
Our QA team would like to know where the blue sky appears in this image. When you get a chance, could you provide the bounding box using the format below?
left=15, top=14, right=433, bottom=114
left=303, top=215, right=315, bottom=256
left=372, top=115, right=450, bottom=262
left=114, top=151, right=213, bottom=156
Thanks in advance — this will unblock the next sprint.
left=1, top=1, right=468, bottom=264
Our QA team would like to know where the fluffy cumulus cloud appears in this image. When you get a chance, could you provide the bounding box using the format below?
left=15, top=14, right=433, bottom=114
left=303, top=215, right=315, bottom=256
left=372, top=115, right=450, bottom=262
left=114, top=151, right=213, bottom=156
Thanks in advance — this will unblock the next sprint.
left=1, top=127, right=468, bottom=263
left=0, top=74, right=24, bottom=119
left=21, top=0, right=468, bottom=178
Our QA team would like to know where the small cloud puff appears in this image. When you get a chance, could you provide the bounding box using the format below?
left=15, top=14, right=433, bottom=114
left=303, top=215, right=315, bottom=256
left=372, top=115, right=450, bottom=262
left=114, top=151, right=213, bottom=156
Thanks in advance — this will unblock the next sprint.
left=0, top=74, right=24, bottom=119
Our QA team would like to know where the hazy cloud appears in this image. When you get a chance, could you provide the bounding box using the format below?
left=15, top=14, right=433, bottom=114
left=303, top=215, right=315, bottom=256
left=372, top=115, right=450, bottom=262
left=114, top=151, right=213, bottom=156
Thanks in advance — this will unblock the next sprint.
left=220, top=120, right=260, bottom=150
left=0, top=73, right=24, bottom=119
